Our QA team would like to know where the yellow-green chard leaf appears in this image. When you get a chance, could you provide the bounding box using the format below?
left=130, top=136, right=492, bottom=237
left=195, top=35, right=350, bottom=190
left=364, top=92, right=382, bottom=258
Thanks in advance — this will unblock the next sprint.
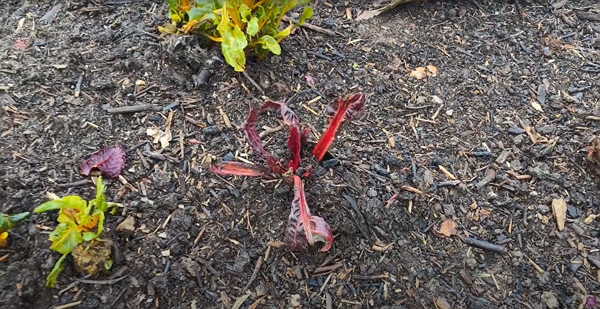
left=218, top=6, right=248, bottom=71
left=34, top=196, right=86, bottom=213
left=247, top=16, right=259, bottom=36
left=0, top=212, right=30, bottom=234
left=46, top=254, right=68, bottom=287
left=299, top=6, right=313, bottom=25
left=258, top=35, right=281, bottom=55
left=49, top=222, right=83, bottom=255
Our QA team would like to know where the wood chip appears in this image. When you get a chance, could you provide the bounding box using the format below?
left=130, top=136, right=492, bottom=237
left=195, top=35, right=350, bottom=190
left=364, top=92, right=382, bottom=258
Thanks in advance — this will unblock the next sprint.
left=552, top=198, right=567, bottom=231
left=438, top=165, right=457, bottom=180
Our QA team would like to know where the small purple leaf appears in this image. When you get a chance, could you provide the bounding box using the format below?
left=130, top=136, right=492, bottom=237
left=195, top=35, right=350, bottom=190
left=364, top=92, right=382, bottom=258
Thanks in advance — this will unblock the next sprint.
left=81, top=144, right=125, bottom=178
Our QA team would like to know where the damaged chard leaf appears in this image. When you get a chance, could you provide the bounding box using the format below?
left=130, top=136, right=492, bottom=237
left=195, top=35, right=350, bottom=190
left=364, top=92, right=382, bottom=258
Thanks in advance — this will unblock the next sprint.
left=34, top=177, right=117, bottom=287
left=0, top=212, right=30, bottom=247
left=312, top=93, right=366, bottom=162
left=211, top=93, right=366, bottom=252
left=284, top=175, right=333, bottom=251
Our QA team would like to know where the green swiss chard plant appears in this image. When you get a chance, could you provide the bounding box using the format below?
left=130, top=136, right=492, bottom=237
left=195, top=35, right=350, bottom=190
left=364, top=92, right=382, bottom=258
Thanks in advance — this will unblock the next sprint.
left=161, top=0, right=313, bottom=71
left=34, top=177, right=117, bottom=287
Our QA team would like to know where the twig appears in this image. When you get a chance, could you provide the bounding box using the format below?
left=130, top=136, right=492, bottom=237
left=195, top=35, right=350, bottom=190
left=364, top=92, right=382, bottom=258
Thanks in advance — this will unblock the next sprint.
left=57, top=179, right=91, bottom=188
left=354, top=274, right=389, bottom=280
left=53, top=301, right=82, bottom=309
left=242, top=71, right=264, bottom=94
left=282, top=16, right=336, bottom=36
left=0, top=254, right=8, bottom=263
left=385, top=194, right=398, bottom=208
left=75, top=275, right=128, bottom=285
left=107, top=104, right=161, bottom=114
left=242, top=256, right=263, bottom=291
left=74, top=72, right=84, bottom=98
left=109, top=287, right=127, bottom=307
left=59, top=274, right=92, bottom=295
left=459, top=236, right=506, bottom=253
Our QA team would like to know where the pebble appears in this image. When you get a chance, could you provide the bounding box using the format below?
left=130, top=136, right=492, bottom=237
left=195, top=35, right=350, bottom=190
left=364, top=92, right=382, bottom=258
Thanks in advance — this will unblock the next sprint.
left=541, top=291, right=559, bottom=308
left=366, top=187, right=377, bottom=197
left=116, top=216, right=136, bottom=235
left=513, top=134, right=525, bottom=145
left=223, top=152, right=234, bottom=161
left=507, top=127, right=526, bottom=135
left=203, top=125, right=220, bottom=136
left=537, top=204, right=550, bottom=214
left=567, top=205, right=582, bottom=219
left=543, top=46, right=552, bottom=57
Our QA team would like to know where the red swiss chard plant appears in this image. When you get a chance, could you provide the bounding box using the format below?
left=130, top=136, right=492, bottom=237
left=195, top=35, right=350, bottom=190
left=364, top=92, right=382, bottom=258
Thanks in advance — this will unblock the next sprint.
left=211, top=93, right=366, bottom=252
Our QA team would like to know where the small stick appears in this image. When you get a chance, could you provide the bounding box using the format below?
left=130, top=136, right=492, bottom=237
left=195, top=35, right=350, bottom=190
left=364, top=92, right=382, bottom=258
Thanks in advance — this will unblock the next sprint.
left=53, top=301, right=82, bottom=309
left=57, top=179, right=91, bottom=188
left=107, top=104, right=160, bottom=114
left=401, top=185, right=423, bottom=195
left=74, top=73, right=84, bottom=98
left=242, top=256, right=263, bottom=291
left=0, top=254, right=8, bottom=263
left=459, top=236, right=506, bottom=253
left=242, top=71, right=264, bottom=94
left=75, top=275, right=128, bottom=285
left=385, top=193, right=398, bottom=208
left=354, top=274, right=389, bottom=280
left=282, top=16, right=336, bottom=36
left=525, top=255, right=545, bottom=274
left=109, top=287, right=127, bottom=308
left=437, top=180, right=461, bottom=187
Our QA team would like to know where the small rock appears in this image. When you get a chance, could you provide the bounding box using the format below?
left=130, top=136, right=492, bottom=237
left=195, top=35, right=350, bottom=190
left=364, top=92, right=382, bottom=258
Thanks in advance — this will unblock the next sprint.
left=366, top=187, right=378, bottom=197
left=537, top=204, right=550, bottom=214
left=537, top=125, right=555, bottom=134
left=541, top=291, right=559, bottom=308
left=513, top=134, right=525, bottom=145
left=290, top=294, right=301, bottom=307
left=566, top=205, right=582, bottom=219
left=373, top=164, right=389, bottom=176
left=465, top=258, right=477, bottom=268
left=116, top=216, right=136, bottom=235
left=508, top=127, right=526, bottom=135
left=203, top=125, right=220, bottom=136
left=435, top=297, right=451, bottom=309
left=192, top=70, right=212, bottom=87
left=223, top=152, right=234, bottom=161
left=543, top=46, right=552, bottom=57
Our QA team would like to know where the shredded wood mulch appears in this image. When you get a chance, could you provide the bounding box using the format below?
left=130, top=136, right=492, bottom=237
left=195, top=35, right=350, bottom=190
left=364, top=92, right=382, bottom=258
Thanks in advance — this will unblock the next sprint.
left=1, top=0, right=600, bottom=308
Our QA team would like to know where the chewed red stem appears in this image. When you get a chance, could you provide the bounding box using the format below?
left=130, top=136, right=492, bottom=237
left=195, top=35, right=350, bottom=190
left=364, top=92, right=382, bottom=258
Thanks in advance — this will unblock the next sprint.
left=311, top=104, right=350, bottom=162
left=293, top=175, right=314, bottom=245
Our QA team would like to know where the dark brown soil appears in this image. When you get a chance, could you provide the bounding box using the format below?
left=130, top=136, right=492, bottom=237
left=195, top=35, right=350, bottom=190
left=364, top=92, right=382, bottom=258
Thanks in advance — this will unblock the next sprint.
left=2, top=0, right=600, bottom=308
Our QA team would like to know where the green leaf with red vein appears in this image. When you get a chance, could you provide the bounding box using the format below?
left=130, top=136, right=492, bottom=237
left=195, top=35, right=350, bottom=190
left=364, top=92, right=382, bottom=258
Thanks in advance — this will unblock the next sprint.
left=80, top=144, right=125, bottom=178
left=311, top=93, right=366, bottom=162
left=210, top=161, right=274, bottom=179
left=284, top=175, right=333, bottom=252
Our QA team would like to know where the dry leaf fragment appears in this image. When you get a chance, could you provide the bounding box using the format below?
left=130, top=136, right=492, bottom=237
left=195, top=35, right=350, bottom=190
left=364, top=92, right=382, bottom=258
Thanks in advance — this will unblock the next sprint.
left=584, top=214, right=599, bottom=225
left=552, top=198, right=567, bottom=231
left=409, top=65, right=438, bottom=80
left=426, top=65, right=438, bottom=76
left=435, top=296, right=452, bottom=309
left=439, top=219, right=457, bottom=237
left=409, top=67, right=427, bottom=80
left=531, top=101, right=543, bottom=112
